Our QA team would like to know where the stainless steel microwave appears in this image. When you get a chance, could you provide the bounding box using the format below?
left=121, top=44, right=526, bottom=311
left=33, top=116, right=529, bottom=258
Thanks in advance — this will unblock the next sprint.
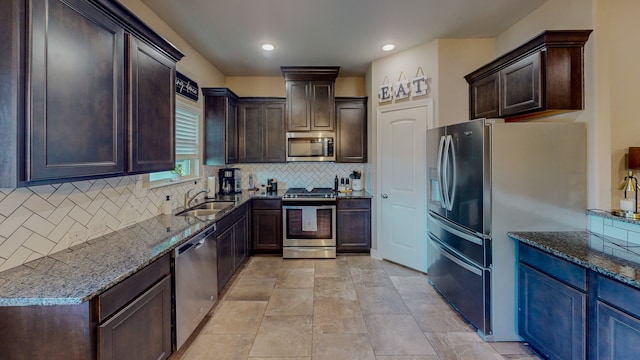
left=286, top=132, right=335, bottom=162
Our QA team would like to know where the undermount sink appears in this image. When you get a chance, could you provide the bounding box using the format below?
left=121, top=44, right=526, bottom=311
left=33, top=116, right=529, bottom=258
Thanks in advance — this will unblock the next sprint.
left=175, top=201, right=235, bottom=218
left=192, top=201, right=235, bottom=211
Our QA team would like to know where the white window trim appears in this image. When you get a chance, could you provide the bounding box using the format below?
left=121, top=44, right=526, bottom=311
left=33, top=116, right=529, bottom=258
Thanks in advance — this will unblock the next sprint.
left=144, top=98, right=203, bottom=189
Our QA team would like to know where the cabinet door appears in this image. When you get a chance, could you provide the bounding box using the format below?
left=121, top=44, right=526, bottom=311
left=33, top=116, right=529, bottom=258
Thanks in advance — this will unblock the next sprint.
left=336, top=98, right=367, bottom=163
left=595, top=301, right=640, bottom=359
left=264, top=102, right=286, bottom=162
left=252, top=209, right=283, bottom=253
left=310, top=81, right=335, bottom=131
left=99, top=275, right=172, bottom=360
left=227, top=97, right=239, bottom=163
left=233, top=215, right=248, bottom=271
left=469, top=72, right=500, bottom=119
left=217, top=226, right=235, bottom=292
left=519, top=263, right=586, bottom=360
left=128, top=35, right=176, bottom=173
left=29, top=0, right=125, bottom=182
left=238, top=102, right=264, bottom=162
left=500, top=52, right=541, bottom=116
left=286, top=81, right=310, bottom=131
left=336, top=199, right=371, bottom=252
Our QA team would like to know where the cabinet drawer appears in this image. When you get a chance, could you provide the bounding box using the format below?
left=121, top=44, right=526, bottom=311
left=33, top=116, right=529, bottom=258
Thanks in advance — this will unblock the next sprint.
left=597, top=274, right=640, bottom=318
left=519, top=243, right=586, bottom=291
left=252, top=199, right=282, bottom=210
left=217, top=203, right=246, bottom=232
left=337, top=198, right=371, bottom=209
left=97, top=253, right=170, bottom=322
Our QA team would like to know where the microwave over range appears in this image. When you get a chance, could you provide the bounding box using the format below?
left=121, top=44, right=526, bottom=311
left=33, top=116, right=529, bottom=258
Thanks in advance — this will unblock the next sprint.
left=286, top=132, right=335, bottom=162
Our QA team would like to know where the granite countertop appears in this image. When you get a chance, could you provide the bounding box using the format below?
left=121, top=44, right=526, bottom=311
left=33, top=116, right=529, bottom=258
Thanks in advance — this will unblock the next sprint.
left=509, top=231, right=640, bottom=289
left=0, top=188, right=373, bottom=307
left=0, top=193, right=257, bottom=307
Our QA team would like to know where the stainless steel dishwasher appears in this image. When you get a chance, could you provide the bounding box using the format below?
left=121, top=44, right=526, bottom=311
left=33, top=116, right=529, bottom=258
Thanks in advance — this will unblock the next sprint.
left=174, top=224, right=218, bottom=350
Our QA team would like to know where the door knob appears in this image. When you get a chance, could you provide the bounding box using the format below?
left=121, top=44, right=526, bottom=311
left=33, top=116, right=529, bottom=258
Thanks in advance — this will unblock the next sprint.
left=381, top=194, right=388, bottom=199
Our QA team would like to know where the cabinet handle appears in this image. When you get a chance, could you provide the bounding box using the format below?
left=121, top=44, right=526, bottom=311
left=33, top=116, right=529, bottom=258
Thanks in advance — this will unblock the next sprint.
left=381, top=194, right=388, bottom=199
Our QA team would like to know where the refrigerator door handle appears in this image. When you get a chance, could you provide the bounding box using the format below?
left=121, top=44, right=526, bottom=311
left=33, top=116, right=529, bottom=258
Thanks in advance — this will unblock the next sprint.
left=442, top=135, right=451, bottom=209
left=436, top=135, right=447, bottom=209
left=447, top=134, right=457, bottom=211
left=438, top=217, right=483, bottom=246
left=430, top=237, right=482, bottom=276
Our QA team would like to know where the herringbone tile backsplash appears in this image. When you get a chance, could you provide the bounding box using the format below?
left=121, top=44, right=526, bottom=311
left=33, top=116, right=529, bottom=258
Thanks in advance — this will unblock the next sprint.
left=0, top=162, right=366, bottom=272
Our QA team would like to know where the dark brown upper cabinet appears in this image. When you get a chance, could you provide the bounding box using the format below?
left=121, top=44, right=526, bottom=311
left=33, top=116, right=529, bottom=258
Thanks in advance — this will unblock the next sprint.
left=465, top=30, right=592, bottom=121
left=202, top=88, right=239, bottom=165
left=237, top=98, right=286, bottom=163
left=128, top=35, right=177, bottom=174
left=0, top=0, right=183, bottom=187
left=335, top=97, right=367, bottom=163
left=281, top=66, right=339, bottom=132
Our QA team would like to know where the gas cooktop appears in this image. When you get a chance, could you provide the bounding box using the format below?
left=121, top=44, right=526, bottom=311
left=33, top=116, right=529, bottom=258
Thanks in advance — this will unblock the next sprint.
left=283, top=187, right=336, bottom=199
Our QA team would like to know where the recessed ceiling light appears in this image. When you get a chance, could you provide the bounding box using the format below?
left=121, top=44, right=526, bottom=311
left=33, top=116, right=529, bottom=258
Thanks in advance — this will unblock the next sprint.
left=381, top=43, right=395, bottom=51
left=261, top=43, right=275, bottom=51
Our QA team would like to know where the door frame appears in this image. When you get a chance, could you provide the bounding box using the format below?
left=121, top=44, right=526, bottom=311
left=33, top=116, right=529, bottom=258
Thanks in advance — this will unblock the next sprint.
left=373, top=99, right=433, bottom=267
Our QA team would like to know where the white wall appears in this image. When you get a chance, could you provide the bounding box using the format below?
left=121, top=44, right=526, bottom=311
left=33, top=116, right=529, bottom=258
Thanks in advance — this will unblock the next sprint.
left=368, top=39, right=495, bottom=250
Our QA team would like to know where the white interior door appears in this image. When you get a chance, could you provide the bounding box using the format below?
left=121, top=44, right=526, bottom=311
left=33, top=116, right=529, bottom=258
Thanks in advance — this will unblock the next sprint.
left=377, top=100, right=431, bottom=272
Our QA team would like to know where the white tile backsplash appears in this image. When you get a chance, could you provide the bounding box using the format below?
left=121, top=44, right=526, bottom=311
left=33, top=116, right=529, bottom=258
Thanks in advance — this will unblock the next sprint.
left=0, top=162, right=370, bottom=272
left=0, top=176, right=198, bottom=272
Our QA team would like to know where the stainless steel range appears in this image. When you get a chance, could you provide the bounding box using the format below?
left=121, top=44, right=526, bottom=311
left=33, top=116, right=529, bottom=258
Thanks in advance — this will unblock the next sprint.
left=282, top=188, right=336, bottom=259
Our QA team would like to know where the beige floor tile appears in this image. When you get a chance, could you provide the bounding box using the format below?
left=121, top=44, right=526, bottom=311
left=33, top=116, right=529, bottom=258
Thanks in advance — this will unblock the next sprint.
left=404, top=299, right=474, bottom=333
left=348, top=255, right=386, bottom=269
left=225, top=277, right=276, bottom=300
left=281, top=258, right=316, bottom=269
left=313, top=298, right=367, bottom=334
left=249, top=358, right=310, bottom=360
left=203, top=300, right=267, bottom=335
left=383, top=261, right=425, bottom=277
left=351, top=268, right=394, bottom=288
left=249, top=315, right=313, bottom=357
left=314, top=276, right=358, bottom=300
left=389, top=276, right=434, bottom=301
left=181, top=334, right=254, bottom=360
left=490, top=341, right=536, bottom=355
left=315, top=259, right=351, bottom=277
left=356, top=286, right=411, bottom=315
left=425, top=332, right=503, bottom=360
left=312, top=333, right=376, bottom=360
left=276, top=268, right=315, bottom=288
left=241, top=257, right=282, bottom=278
left=365, top=315, right=437, bottom=356
left=265, top=288, right=314, bottom=315
left=375, top=356, right=440, bottom=360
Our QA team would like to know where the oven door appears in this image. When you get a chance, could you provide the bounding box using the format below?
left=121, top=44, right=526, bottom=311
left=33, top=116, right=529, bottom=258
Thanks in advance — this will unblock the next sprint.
left=282, top=203, right=336, bottom=247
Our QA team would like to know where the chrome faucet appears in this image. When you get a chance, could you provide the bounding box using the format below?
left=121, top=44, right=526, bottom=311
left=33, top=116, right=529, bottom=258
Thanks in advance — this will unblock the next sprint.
left=184, top=188, right=210, bottom=208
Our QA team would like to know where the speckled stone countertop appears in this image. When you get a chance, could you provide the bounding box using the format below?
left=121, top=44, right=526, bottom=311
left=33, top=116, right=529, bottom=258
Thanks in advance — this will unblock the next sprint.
left=0, top=188, right=372, bottom=307
left=0, top=192, right=264, bottom=307
left=587, top=208, right=640, bottom=225
left=509, top=231, right=640, bottom=289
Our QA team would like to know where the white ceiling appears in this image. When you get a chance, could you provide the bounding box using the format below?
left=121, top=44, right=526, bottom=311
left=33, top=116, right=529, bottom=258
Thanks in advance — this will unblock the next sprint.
left=141, top=0, right=548, bottom=76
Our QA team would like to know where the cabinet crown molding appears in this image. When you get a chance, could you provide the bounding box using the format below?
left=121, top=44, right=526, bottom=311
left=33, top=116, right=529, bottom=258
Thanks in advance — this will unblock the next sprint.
left=281, top=66, right=340, bottom=81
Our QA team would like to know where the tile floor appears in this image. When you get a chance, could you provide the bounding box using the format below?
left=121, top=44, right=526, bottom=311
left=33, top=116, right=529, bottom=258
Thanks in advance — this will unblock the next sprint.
left=177, top=255, right=540, bottom=360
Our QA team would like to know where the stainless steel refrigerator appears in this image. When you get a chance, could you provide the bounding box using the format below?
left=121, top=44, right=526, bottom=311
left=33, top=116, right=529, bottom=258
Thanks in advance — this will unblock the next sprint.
left=426, top=118, right=586, bottom=341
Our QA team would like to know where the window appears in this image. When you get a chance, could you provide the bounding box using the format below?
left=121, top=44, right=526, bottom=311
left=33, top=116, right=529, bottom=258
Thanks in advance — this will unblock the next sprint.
left=148, top=100, right=201, bottom=186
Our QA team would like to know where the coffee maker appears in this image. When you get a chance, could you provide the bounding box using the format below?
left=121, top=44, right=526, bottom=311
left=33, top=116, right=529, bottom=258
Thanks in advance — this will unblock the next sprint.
left=218, top=168, right=242, bottom=194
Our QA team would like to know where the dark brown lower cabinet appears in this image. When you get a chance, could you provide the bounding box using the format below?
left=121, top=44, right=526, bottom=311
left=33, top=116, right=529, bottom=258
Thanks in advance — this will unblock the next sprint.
left=336, top=198, right=371, bottom=253
left=251, top=199, right=283, bottom=254
left=98, top=276, right=172, bottom=360
left=216, top=203, right=248, bottom=292
left=0, top=253, right=172, bottom=359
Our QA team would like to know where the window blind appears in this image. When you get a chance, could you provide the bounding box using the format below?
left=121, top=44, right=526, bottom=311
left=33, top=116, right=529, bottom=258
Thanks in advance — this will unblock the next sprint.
left=175, top=106, right=199, bottom=156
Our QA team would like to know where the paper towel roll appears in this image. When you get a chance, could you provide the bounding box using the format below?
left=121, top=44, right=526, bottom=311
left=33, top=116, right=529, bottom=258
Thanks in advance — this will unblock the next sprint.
left=207, top=176, right=216, bottom=195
